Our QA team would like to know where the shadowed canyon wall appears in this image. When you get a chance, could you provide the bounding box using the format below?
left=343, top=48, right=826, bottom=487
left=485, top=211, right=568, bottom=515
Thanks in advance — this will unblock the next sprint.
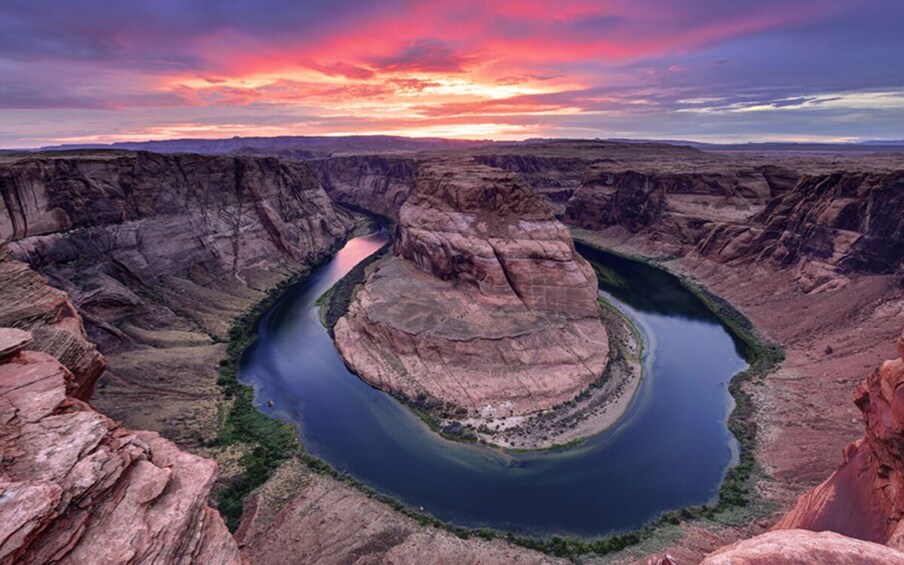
left=0, top=151, right=356, bottom=446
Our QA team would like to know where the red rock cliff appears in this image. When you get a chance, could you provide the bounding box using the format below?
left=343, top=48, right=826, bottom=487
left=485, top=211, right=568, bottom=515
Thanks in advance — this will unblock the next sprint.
left=0, top=244, right=103, bottom=399
left=774, top=327, right=904, bottom=547
left=0, top=328, right=242, bottom=564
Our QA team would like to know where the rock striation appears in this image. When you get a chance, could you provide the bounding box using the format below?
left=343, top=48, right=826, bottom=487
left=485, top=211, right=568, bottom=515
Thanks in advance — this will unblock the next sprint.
left=335, top=159, right=609, bottom=418
left=700, top=530, right=904, bottom=564
left=0, top=328, right=241, bottom=565
left=1, top=151, right=354, bottom=310
left=310, top=155, right=417, bottom=219
left=564, top=165, right=795, bottom=247
left=774, top=327, right=904, bottom=547
left=471, top=153, right=593, bottom=215
left=560, top=155, right=904, bottom=290
left=0, top=244, right=103, bottom=400
left=699, top=171, right=904, bottom=277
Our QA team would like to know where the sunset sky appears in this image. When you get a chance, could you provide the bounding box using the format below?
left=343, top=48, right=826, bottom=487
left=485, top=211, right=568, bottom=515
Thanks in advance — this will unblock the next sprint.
left=1, top=0, right=902, bottom=148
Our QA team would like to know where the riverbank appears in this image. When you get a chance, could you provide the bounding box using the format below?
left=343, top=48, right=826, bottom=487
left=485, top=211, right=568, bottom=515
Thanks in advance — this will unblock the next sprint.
left=569, top=227, right=903, bottom=564
left=221, top=224, right=810, bottom=563
left=573, top=231, right=784, bottom=512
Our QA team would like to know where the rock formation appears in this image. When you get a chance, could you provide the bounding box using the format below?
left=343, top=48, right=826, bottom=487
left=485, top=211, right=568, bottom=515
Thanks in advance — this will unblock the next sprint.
left=1, top=151, right=354, bottom=308
left=335, top=159, right=609, bottom=418
left=699, top=171, right=904, bottom=277
left=774, top=328, right=904, bottom=547
left=471, top=153, right=593, bottom=215
left=0, top=244, right=103, bottom=399
left=564, top=164, right=794, bottom=246
left=700, top=530, right=904, bottom=564
left=0, top=328, right=241, bottom=564
left=236, top=469, right=563, bottom=565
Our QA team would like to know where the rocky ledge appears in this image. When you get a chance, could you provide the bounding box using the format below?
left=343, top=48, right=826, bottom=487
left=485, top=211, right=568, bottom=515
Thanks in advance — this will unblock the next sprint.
left=334, top=159, right=615, bottom=446
left=0, top=328, right=241, bottom=564
left=700, top=530, right=904, bottom=564
left=0, top=244, right=103, bottom=400
left=773, top=327, right=904, bottom=547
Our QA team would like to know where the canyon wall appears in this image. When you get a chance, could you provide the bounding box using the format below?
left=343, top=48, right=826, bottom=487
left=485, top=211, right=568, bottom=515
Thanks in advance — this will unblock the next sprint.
left=564, top=165, right=794, bottom=242
left=471, top=154, right=593, bottom=214
left=310, top=155, right=417, bottom=219
left=335, top=159, right=609, bottom=418
left=698, top=171, right=904, bottom=275
left=561, top=161, right=904, bottom=286
left=0, top=151, right=356, bottom=446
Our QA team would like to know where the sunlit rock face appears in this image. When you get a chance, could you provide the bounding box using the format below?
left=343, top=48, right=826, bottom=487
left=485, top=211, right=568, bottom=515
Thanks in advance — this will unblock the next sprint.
left=701, top=530, right=904, bottom=564
left=335, top=159, right=609, bottom=417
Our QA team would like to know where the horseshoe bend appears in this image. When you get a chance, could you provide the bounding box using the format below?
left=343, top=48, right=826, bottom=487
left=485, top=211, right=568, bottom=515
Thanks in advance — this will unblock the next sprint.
left=2, top=5, right=904, bottom=561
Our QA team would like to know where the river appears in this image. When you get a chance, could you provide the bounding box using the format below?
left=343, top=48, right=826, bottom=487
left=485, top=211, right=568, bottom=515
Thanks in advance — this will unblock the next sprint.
left=238, top=229, right=749, bottom=537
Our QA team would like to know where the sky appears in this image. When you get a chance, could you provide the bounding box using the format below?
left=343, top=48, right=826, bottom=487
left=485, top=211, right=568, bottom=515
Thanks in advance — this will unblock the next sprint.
left=1, top=0, right=903, bottom=148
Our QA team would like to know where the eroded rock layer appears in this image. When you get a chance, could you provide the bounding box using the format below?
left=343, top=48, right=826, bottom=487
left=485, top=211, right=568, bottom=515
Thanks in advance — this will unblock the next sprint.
left=335, top=159, right=608, bottom=417
left=311, top=155, right=417, bottom=219
left=0, top=245, right=103, bottom=399
left=774, top=327, right=904, bottom=547
left=699, top=171, right=904, bottom=276
left=0, top=329, right=241, bottom=565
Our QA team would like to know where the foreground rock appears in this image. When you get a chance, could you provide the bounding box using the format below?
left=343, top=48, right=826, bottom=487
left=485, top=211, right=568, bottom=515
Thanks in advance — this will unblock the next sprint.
left=774, top=328, right=904, bottom=546
left=335, top=159, right=609, bottom=429
left=0, top=329, right=241, bottom=564
left=701, top=530, right=904, bottom=564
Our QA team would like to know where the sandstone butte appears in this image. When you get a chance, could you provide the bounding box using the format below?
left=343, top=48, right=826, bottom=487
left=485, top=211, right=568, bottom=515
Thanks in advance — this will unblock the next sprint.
left=334, top=159, right=609, bottom=418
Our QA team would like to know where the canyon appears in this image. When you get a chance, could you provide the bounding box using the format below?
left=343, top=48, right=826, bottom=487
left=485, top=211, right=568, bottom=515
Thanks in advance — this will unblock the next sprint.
left=0, top=140, right=902, bottom=563
left=0, top=150, right=356, bottom=447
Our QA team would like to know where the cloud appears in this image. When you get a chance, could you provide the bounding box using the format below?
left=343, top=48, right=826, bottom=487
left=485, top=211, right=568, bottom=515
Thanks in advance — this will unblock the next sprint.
left=0, top=0, right=903, bottom=146
left=368, top=39, right=471, bottom=73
